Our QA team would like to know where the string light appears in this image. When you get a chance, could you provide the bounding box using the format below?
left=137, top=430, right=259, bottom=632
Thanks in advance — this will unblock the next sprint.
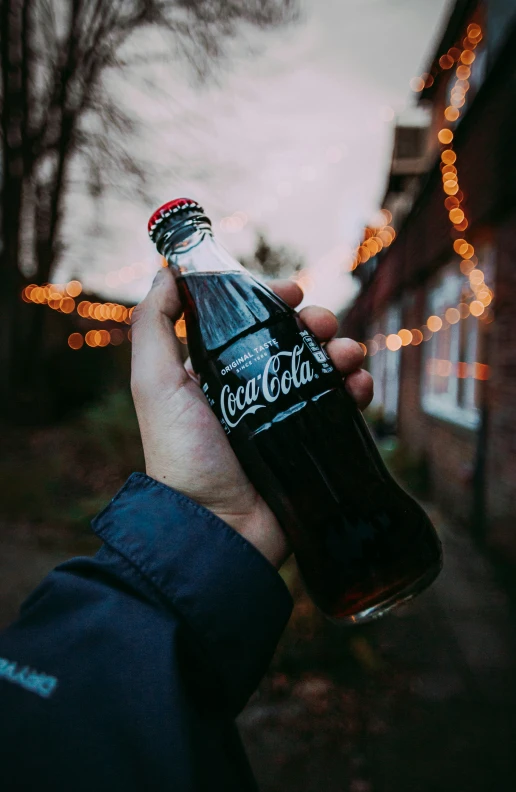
left=349, top=210, right=395, bottom=271
left=426, top=358, right=490, bottom=380
left=364, top=23, right=491, bottom=361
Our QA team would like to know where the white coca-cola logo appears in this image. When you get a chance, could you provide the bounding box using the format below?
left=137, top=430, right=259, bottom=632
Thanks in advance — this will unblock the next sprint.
left=220, top=344, right=314, bottom=429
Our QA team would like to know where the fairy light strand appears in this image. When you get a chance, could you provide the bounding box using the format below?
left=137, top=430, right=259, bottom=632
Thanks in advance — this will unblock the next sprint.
left=362, top=21, right=490, bottom=362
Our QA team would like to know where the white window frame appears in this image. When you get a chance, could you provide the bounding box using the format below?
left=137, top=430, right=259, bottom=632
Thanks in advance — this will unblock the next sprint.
left=369, top=303, right=401, bottom=422
left=421, top=258, right=489, bottom=430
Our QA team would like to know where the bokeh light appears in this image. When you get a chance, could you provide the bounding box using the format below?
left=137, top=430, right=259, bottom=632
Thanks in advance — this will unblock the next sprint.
left=438, top=129, right=454, bottom=144
left=68, top=333, right=83, bottom=350
left=427, top=315, right=443, bottom=333
left=386, top=334, right=402, bottom=351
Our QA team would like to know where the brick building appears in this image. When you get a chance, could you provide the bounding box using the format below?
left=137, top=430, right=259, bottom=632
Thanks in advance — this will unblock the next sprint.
left=341, top=0, right=516, bottom=558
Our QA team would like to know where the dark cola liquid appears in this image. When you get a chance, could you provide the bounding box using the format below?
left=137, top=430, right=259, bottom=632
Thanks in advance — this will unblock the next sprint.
left=178, top=270, right=442, bottom=622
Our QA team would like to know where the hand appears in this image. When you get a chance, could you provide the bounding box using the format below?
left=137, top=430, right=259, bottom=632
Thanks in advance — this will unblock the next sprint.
left=131, top=268, right=373, bottom=570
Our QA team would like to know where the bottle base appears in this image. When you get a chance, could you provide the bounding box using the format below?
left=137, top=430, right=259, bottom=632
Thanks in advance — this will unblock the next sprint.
left=325, top=559, right=443, bottom=626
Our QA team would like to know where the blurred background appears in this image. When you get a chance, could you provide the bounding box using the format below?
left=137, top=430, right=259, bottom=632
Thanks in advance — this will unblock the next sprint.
left=1, top=0, right=516, bottom=790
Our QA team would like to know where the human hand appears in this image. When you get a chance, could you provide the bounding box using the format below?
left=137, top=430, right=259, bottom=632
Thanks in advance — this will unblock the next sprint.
left=131, top=267, right=373, bottom=570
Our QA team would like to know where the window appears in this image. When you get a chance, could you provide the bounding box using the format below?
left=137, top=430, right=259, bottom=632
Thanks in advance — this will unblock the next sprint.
left=421, top=252, right=492, bottom=429
left=369, top=303, right=402, bottom=422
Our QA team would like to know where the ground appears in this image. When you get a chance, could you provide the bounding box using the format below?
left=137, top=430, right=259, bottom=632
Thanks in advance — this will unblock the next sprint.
left=1, top=508, right=515, bottom=792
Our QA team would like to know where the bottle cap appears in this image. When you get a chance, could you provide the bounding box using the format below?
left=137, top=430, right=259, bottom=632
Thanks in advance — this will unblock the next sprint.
left=148, top=198, right=205, bottom=242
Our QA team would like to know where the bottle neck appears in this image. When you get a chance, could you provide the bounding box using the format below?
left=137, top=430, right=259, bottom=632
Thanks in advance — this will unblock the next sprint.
left=159, top=219, right=246, bottom=276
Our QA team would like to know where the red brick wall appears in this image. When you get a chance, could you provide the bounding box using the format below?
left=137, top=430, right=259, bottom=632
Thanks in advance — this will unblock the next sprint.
left=484, top=214, right=516, bottom=558
left=396, top=288, right=477, bottom=525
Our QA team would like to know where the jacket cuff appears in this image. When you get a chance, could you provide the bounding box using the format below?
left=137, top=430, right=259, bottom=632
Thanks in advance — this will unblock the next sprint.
left=92, top=473, right=293, bottom=710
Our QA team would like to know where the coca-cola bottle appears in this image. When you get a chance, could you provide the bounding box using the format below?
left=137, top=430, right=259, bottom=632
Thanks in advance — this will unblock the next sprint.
left=148, top=198, right=442, bottom=623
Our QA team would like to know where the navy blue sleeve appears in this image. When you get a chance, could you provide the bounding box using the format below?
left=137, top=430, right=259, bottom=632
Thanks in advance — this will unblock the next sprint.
left=0, top=473, right=293, bottom=791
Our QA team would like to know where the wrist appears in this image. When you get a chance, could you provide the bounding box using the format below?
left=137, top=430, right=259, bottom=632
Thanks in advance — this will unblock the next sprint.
left=218, top=508, right=291, bottom=570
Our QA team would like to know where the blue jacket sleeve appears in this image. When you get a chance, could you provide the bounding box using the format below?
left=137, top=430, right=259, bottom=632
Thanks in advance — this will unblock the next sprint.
left=0, top=473, right=293, bottom=791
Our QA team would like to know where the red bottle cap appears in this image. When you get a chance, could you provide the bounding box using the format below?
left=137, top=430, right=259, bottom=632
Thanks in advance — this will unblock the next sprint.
left=148, top=198, right=204, bottom=240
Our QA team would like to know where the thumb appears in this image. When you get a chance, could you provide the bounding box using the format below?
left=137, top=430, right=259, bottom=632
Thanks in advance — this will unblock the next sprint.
left=130, top=267, right=189, bottom=402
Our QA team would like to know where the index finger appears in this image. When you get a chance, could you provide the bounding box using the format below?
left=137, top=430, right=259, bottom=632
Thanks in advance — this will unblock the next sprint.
left=269, top=279, right=304, bottom=308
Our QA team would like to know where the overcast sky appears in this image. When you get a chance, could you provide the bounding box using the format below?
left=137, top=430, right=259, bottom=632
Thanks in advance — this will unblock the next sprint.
left=57, top=0, right=452, bottom=313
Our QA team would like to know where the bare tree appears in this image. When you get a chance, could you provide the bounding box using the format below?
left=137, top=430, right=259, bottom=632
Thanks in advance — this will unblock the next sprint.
left=240, top=232, right=303, bottom=279
left=0, top=0, right=297, bottom=414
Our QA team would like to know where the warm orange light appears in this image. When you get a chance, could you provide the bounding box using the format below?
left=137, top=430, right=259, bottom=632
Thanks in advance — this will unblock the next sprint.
left=470, top=300, right=484, bottom=317
left=49, top=285, right=63, bottom=300
left=456, top=65, right=471, bottom=80
left=358, top=342, right=367, bottom=356
left=65, top=280, right=82, bottom=298
left=461, top=50, right=476, bottom=65
left=358, top=246, right=371, bottom=264
left=378, top=228, right=394, bottom=246
left=451, top=95, right=466, bottom=108
left=68, top=333, right=83, bottom=350
left=380, top=208, right=392, bottom=224
left=60, top=297, right=75, bottom=314
left=454, top=218, right=469, bottom=231
left=437, top=359, right=452, bottom=377
left=473, top=363, right=490, bottom=381
left=97, top=329, right=110, bottom=347
left=410, top=76, right=425, bottom=92
left=460, top=259, right=475, bottom=276
left=453, top=238, right=467, bottom=254
left=439, top=54, right=454, bottom=70
left=445, top=196, right=460, bottom=210
left=469, top=270, right=485, bottom=287
left=77, top=300, right=91, bottom=318
left=442, top=163, right=457, bottom=175
left=463, top=37, right=477, bottom=50
left=438, top=129, right=454, bottom=145
left=444, top=182, right=459, bottom=195
left=478, top=289, right=492, bottom=307
left=386, top=334, right=402, bottom=351
left=366, top=340, right=378, bottom=356
left=467, top=23, right=482, bottom=40
left=462, top=244, right=475, bottom=259
left=364, top=238, right=379, bottom=256
left=411, top=329, right=423, bottom=346
left=175, top=317, right=187, bottom=342
left=441, top=149, right=457, bottom=165
left=398, top=329, right=413, bottom=346
left=449, top=207, right=464, bottom=224
left=445, top=307, right=460, bottom=324
left=427, top=315, right=443, bottom=332
left=448, top=47, right=461, bottom=61
left=458, top=303, right=470, bottom=319
left=445, top=106, right=460, bottom=122
left=85, top=330, right=97, bottom=347
left=457, top=361, right=468, bottom=379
